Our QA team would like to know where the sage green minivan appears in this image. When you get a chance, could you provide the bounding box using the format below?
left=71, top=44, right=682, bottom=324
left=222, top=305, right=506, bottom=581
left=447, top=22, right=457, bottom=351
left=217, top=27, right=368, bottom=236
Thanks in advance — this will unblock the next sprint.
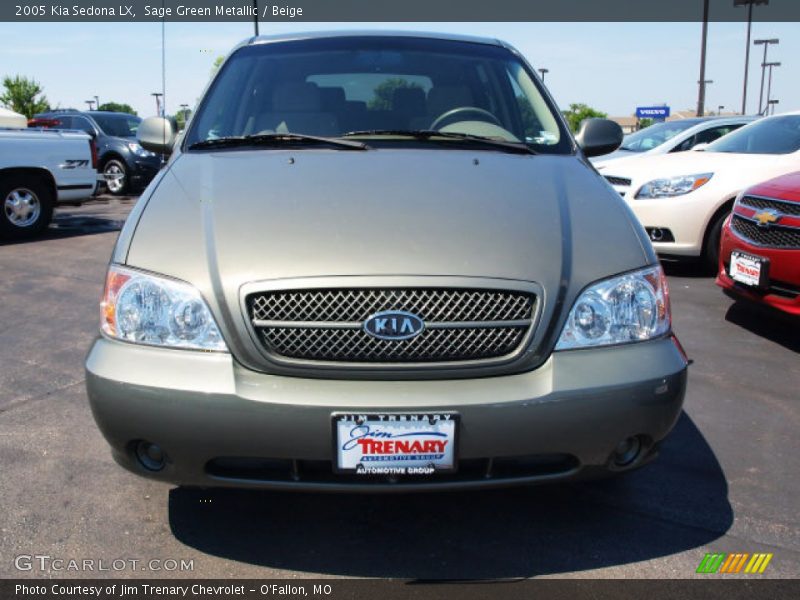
left=85, top=31, right=688, bottom=491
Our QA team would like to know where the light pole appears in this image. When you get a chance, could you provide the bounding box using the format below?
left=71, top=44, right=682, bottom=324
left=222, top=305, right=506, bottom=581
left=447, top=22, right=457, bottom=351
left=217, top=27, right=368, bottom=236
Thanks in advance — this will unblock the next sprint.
left=767, top=99, right=779, bottom=115
left=94, top=95, right=100, bottom=110
left=698, top=80, right=713, bottom=116
left=85, top=100, right=95, bottom=111
left=697, top=0, right=710, bottom=117
left=754, top=38, right=778, bottom=114
left=763, top=62, right=780, bottom=114
left=734, top=1, right=769, bottom=114
left=151, top=92, right=163, bottom=116
left=538, top=68, right=549, bottom=83
left=253, top=0, right=259, bottom=35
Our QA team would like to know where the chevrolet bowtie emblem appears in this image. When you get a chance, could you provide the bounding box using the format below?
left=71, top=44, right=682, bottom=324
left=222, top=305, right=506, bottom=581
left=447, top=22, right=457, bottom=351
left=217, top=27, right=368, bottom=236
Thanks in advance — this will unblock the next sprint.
left=753, top=209, right=781, bottom=227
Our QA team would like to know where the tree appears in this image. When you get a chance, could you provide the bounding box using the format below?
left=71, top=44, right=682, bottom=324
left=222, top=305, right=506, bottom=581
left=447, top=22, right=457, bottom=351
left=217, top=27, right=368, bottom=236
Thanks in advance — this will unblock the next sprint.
left=637, top=118, right=654, bottom=130
left=367, top=78, right=423, bottom=111
left=173, top=107, right=192, bottom=131
left=0, top=75, right=49, bottom=118
left=98, top=102, right=137, bottom=115
left=562, top=103, right=607, bottom=133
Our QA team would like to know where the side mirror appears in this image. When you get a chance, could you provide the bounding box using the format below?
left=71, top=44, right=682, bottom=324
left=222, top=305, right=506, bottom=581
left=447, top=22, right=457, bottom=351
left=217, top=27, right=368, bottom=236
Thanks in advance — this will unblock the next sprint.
left=138, top=116, right=177, bottom=154
left=575, top=118, right=623, bottom=157
left=691, top=142, right=709, bottom=151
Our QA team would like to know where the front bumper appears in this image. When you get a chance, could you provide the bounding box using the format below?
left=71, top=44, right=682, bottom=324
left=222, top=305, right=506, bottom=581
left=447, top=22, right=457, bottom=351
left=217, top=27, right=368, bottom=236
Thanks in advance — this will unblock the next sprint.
left=716, top=222, right=800, bottom=316
left=85, top=336, right=688, bottom=491
left=621, top=191, right=717, bottom=257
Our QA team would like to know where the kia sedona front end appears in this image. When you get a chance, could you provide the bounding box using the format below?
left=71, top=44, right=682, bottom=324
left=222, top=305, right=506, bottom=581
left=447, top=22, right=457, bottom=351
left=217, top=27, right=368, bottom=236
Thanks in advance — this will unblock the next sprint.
left=85, top=32, right=688, bottom=491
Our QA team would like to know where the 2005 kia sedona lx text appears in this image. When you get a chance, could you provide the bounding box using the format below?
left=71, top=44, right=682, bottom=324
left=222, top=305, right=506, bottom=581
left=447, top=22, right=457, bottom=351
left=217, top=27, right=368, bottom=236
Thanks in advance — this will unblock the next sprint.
left=85, top=32, right=688, bottom=491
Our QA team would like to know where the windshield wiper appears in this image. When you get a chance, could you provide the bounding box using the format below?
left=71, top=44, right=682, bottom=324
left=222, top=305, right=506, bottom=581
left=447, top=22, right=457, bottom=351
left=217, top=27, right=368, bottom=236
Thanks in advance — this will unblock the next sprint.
left=340, top=129, right=537, bottom=154
left=188, top=133, right=368, bottom=151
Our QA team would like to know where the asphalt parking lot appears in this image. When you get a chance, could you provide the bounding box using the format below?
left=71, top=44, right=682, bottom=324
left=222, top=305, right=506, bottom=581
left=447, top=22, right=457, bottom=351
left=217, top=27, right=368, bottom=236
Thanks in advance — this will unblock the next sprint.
left=1, top=196, right=798, bottom=579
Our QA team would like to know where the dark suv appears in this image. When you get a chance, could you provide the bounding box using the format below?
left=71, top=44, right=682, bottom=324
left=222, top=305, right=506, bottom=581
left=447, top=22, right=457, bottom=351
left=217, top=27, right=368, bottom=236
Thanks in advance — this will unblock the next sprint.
left=35, top=110, right=162, bottom=195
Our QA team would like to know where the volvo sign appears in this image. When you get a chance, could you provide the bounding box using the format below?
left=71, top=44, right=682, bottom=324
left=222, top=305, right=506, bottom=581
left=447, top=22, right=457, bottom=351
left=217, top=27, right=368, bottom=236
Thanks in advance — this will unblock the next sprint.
left=636, top=106, right=671, bottom=119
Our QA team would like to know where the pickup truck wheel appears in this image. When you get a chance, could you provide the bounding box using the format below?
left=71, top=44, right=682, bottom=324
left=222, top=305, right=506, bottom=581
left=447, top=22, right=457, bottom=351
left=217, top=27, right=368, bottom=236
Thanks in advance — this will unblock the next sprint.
left=0, top=177, right=54, bottom=239
left=103, top=159, right=128, bottom=196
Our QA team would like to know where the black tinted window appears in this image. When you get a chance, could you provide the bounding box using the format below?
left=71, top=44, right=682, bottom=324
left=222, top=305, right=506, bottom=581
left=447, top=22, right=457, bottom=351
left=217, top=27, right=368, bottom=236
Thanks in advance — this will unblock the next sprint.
left=708, top=116, right=800, bottom=154
left=186, top=37, right=570, bottom=154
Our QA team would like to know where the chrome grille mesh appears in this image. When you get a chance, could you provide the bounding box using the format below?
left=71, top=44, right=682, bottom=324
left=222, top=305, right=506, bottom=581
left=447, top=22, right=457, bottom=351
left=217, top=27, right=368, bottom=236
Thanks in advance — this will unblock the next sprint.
left=731, top=215, right=800, bottom=249
left=740, top=196, right=800, bottom=217
left=248, top=288, right=536, bottom=364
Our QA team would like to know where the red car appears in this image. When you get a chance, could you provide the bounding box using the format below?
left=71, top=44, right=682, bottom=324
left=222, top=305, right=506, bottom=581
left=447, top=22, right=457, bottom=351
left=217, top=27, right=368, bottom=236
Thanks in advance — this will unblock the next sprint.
left=716, top=171, right=800, bottom=316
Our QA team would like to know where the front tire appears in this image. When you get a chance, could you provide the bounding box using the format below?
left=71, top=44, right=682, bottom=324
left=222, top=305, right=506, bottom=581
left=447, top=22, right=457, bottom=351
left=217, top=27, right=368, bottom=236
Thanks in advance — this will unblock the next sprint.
left=103, top=159, right=129, bottom=196
left=702, top=211, right=728, bottom=274
left=0, top=175, right=54, bottom=239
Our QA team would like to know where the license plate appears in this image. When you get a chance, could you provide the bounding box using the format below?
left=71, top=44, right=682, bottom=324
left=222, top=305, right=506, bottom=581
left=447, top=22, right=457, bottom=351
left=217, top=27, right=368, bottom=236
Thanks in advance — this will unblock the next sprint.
left=730, top=251, right=769, bottom=288
left=333, top=413, right=458, bottom=475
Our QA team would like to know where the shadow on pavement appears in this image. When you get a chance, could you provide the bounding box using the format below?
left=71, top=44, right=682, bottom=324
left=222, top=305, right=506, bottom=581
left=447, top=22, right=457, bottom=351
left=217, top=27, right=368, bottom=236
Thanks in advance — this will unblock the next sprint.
left=0, top=197, right=133, bottom=246
left=660, top=258, right=711, bottom=279
left=168, top=413, right=731, bottom=578
left=725, top=300, right=800, bottom=353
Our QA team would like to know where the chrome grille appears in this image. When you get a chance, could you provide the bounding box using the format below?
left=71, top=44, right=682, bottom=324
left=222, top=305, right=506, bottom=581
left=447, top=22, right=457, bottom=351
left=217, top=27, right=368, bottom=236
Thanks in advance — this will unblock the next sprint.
left=248, top=288, right=536, bottom=364
left=731, top=215, right=800, bottom=249
left=739, top=195, right=800, bottom=217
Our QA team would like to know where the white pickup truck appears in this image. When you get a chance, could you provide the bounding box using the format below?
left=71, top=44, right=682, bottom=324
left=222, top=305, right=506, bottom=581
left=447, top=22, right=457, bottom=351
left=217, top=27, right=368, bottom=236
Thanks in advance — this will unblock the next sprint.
left=0, top=127, right=97, bottom=239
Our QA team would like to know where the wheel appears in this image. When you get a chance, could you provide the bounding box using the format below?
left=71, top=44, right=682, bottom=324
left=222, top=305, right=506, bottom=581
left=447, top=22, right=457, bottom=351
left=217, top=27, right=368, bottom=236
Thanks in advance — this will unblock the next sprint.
left=103, top=159, right=129, bottom=196
left=0, top=175, right=54, bottom=239
left=702, top=211, right=728, bottom=274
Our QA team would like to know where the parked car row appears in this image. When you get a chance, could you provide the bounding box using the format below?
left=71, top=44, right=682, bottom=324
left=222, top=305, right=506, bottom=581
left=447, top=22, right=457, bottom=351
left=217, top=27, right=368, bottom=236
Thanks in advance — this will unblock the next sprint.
left=592, top=115, right=755, bottom=165
left=0, top=108, right=163, bottom=239
left=599, top=113, right=800, bottom=315
left=33, top=109, right=162, bottom=196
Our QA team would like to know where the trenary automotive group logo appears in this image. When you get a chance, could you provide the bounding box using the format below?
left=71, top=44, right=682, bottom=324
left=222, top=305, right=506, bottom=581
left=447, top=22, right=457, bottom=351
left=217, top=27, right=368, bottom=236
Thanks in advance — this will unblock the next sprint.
left=696, top=552, right=773, bottom=574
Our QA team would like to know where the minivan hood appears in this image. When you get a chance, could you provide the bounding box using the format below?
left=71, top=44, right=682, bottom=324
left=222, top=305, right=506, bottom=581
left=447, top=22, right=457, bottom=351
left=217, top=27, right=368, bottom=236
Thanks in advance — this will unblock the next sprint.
left=126, top=149, right=649, bottom=290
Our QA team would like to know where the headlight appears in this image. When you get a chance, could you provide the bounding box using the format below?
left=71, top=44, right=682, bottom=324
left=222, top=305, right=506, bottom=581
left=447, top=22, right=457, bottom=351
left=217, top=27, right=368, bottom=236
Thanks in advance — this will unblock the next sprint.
left=127, top=142, right=155, bottom=157
left=635, top=173, right=713, bottom=198
left=555, top=266, right=670, bottom=350
left=100, top=265, right=227, bottom=351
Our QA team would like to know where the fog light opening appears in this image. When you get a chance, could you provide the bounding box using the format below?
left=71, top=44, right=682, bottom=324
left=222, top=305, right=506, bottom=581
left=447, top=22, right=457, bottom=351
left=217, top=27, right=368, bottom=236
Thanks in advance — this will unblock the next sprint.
left=135, top=440, right=166, bottom=471
left=613, top=436, right=642, bottom=467
left=649, top=228, right=664, bottom=242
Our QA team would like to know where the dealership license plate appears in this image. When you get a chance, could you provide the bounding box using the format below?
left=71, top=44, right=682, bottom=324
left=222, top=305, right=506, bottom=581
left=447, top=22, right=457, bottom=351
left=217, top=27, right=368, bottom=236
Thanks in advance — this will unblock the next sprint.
left=334, top=413, right=458, bottom=474
left=730, top=251, right=768, bottom=288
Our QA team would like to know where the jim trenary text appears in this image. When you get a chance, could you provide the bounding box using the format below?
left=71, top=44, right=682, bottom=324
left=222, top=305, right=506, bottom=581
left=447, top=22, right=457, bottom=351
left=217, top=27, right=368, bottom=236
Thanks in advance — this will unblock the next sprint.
left=15, top=583, right=333, bottom=597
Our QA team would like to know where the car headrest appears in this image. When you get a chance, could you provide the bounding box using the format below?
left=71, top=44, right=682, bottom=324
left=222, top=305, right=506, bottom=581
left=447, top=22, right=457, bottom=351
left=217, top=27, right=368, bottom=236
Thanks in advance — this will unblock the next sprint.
left=427, top=85, right=474, bottom=116
left=319, top=87, right=346, bottom=111
left=272, top=82, right=321, bottom=112
left=392, top=87, right=426, bottom=115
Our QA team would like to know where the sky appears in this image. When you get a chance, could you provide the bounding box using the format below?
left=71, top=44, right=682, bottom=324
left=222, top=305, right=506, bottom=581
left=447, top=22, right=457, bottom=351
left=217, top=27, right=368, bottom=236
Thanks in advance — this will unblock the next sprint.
left=0, top=21, right=796, bottom=118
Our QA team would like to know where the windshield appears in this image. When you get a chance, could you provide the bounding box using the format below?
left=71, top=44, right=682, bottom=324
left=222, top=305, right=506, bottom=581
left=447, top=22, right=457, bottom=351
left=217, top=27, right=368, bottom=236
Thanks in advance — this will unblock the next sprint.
left=92, top=114, right=141, bottom=137
left=620, top=120, right=698, bottom=152
left=185, top=36, right=570, bottom=153
left=707, top=115, right=800, bottom=154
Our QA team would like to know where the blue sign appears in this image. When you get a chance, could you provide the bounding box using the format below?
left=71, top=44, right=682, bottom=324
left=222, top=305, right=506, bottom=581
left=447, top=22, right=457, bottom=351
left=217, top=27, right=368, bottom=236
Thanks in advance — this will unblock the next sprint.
left=636, top=106, right=671, bottom=119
